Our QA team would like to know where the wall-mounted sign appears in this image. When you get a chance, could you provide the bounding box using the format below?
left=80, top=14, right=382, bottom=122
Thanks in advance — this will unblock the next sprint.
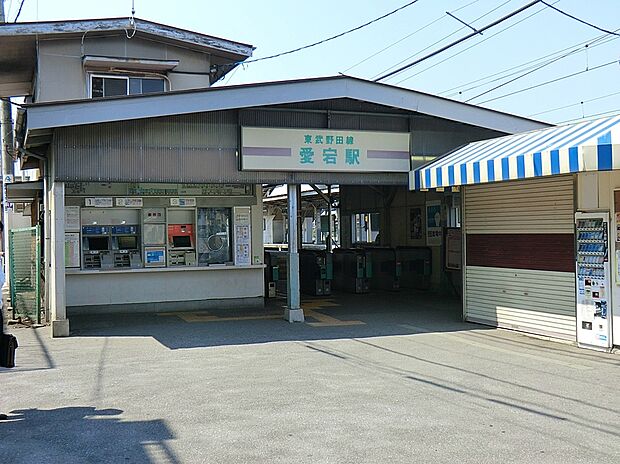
left=426, top=200, right=442, bottom=246
left=65, top=232, right=81, bottom=268
left=409, top=207, right=423, bottom=240
left=445, top=228, right=462, bottom=270
left=65, top=206, right=81, bottom=232
left=170, top=198, right=196, bottom=207
left=241, top=127, right=410, bottom=172
left=116, top=198, right=143, bottom=207
left=85, top=197, right=113, bottom=207
left=234, top=207, right=252, bottom=266
left=66, top=182, right=253, bottom=197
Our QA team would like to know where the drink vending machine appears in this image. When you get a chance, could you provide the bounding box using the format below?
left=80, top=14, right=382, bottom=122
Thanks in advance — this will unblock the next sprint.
left=575, top=212, right=612, bottom=350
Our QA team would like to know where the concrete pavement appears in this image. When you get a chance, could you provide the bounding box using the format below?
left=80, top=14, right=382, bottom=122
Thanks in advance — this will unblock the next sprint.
left=1, top=291, right=619, bottom=463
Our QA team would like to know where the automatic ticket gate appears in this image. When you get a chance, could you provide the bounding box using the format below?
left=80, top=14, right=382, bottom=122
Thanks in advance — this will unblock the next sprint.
left=361, top=247, right=400, bottom=291
left=264, top=250, right=288, bottom=297
left=300, top=249, right=333, bottom=296
left=265, top=249, right=333, bottom=297
left=332, top=248, right=372, bottom=293
left=396, top=246, right=432, bottom=290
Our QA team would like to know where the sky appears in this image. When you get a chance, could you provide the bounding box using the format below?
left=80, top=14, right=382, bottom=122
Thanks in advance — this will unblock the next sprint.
left=4, top=0, right=620, bottom=124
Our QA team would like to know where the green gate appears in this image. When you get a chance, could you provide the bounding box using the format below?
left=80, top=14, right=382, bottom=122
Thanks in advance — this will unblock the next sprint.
left=8, top=225, right=41, bottom=323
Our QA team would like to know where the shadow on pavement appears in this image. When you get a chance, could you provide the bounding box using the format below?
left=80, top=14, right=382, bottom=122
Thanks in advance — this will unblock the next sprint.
left=68, top=290, right=492, bottom=350
left=0, top=407, right=179, bottom=464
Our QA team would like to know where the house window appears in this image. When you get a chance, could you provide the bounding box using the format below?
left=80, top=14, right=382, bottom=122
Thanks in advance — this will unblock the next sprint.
left=90, top=75, right=165, bottom=98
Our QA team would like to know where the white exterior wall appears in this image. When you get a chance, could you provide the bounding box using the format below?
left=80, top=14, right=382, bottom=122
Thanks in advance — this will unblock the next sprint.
left=66, top=266, right=264, bottom=310
left=464, top=176, right=576, bottom=341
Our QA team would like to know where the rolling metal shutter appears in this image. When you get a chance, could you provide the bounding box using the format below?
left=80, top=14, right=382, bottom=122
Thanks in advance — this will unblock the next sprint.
left=463, top=175, right=576, bottom=340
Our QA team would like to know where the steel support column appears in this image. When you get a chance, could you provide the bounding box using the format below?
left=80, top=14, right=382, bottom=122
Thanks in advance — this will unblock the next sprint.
left=285, top=183, right=304, bottom=322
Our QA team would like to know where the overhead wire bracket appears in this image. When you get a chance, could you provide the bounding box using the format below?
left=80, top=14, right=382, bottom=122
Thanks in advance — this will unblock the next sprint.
left=446, top=11, right=482, bottom=35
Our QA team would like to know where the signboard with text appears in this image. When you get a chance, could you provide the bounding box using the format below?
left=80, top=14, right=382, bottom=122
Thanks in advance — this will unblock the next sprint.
left=241, top=127, right=410, bottom=172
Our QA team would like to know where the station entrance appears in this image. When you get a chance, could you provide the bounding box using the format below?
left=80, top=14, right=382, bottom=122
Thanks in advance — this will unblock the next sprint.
left=262, top=183, right=462, bottom=324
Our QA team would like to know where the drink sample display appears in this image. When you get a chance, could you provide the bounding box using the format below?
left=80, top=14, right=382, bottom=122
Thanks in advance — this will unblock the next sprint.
left=575, top=213, right=612, bottom=350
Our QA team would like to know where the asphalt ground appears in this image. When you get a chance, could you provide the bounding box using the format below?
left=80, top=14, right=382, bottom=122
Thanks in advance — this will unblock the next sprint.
left=1, top=290, right=619, bottom=464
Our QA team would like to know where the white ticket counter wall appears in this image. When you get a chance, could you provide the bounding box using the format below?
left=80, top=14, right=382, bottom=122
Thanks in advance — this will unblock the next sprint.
left=63, top=182, right=264, bottom=312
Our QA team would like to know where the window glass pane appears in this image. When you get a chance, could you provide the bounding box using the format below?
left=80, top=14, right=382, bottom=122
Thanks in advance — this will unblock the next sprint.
left=128, top=78, right=142, bottom=95
left=91, top=77, right=104, bottom=98
left=140, top=78, right=165, bottom=94
left=104, top=77, right=128, bottom=97
left=197, top=208, right=231, bottom=265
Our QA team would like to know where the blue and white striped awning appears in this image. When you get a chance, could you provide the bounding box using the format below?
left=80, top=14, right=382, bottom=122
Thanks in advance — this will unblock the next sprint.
left=411, top=114, right=620, bottom=190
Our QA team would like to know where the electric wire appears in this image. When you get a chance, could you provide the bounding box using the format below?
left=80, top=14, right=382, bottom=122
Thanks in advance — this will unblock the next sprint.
left=374, top=0, right=543, bottom=82
left=558, top=108, right=620, bottom=125
left=370, top=0, right=511, bottom=81
left=342, top=0, right=481, bottom=74
left=541, top=1, right=620, bottom=37
left=527, top=90, right=620, bottom=117
left=216, top=0, right=423, bottom=70
left=440, top=30, right=618, bottom=96
left=13, top=0, right=25, bottom=22
left=476, top=59, right=618, bottom=105
left=463, top=32, right=617, bottom=102
left=392, top=0, right=553, bottom=85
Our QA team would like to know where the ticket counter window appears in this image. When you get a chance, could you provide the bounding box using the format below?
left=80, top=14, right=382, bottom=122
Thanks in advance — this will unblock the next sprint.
left=197, top=208, right=231, bottom=265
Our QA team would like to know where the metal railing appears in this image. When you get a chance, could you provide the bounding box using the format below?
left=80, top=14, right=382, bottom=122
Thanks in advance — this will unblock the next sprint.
left=8, top=225, right=41, bottom=323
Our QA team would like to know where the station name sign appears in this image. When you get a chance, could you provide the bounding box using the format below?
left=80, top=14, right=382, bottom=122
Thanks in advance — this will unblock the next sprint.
left=241, top=127, right=411, bottom=172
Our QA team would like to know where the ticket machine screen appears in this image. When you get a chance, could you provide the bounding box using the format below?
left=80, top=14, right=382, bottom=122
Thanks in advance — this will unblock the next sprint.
left=87, top=236, right=110, bottom=251
left=168, top=224, right=194, bottom=248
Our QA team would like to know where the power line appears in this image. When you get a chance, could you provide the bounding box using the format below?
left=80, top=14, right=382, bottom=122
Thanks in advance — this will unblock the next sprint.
left=558, top=108, right=620, bottom=125
left=13, top=0, right=25, bottom=22
left=374, top=0, right=543, bottom=82
left=527, top=90, right=620, bottom=117
left=370, top=0, right=511, bottom=81
left=217, top=0, right=423, bottom=69
left=476, top=59, right=618, bottom=105
left=541, top=1, right=620, bottom=37
left=463, top=34, right=615, bottom=102
left=391, top=0, right=553, bottom=85
left=342, top=0, right=481, bottom=74
left=440, top=30, right=617, bottom=97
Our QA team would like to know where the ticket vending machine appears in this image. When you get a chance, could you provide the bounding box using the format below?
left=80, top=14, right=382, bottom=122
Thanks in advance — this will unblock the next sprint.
left=167, top=209, right=196, bottom=266
left=575, top=212, right=612, bottom=351
left=82, top=226, right=113, bottom=269
left=110, top=225, right=142, bottom=268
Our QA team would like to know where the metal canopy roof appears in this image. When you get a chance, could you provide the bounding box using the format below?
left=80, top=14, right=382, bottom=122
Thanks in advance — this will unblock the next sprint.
left=0, top=17, right=254, bottom=97
left=6, top=181, right=43, bottom=201
left=411, top=114, right=620, bottom=190
left=23, top=75, right=548, bottom=147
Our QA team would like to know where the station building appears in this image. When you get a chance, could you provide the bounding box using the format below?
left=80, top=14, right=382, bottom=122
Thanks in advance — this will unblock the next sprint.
left=1, top=17, right=567, bottom=341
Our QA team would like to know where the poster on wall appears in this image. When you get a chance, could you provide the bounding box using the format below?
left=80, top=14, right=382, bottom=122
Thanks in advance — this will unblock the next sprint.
left=426, top=201, right=442, bottom=246
left=65, top=206, right=80, bottom=232
left=65, top=232, right=81, bottom=268
left=445, top=228, right=462, bottom=270
left=409, top=207, right=422, bottom=240
left=234, top=207, right=252, bottom=266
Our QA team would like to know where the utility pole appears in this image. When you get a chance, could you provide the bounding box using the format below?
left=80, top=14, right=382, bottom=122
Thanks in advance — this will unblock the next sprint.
left=0, top=0, right=14, bottom=191
left=0, top=0, right=15, bottom=286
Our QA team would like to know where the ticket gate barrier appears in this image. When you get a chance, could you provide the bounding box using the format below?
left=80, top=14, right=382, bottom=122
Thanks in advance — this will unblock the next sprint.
left=396, top=246, right=432, bottom=290
left=299, top=249, right=333, bottom=296
left=264, top=250, right=288, bottom=296
left=332, top=248, right=372, bottom=294
left=360, top=247, right=400, bottom=291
